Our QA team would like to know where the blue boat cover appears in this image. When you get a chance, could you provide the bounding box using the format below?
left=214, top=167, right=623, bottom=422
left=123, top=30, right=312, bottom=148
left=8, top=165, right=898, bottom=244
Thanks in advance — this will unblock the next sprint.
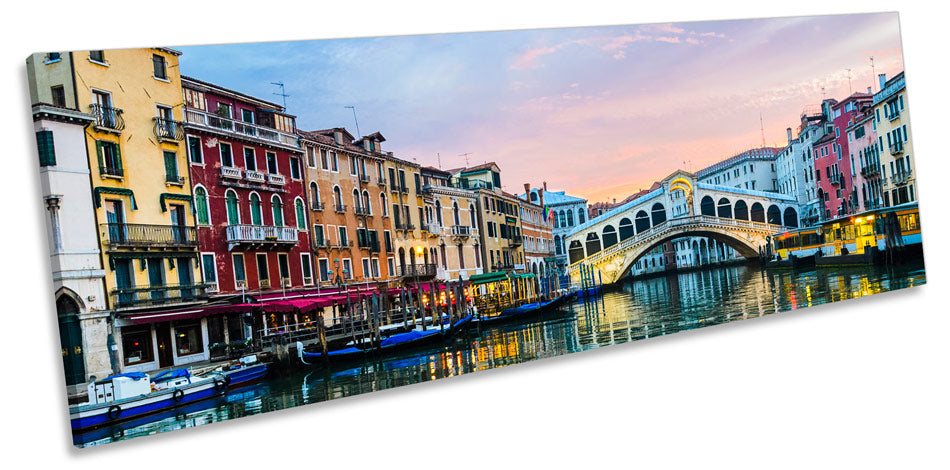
left=101, top=372, right=148, bottom=382
left=380, top=329, right=440, bottom=347
left=151, top=369, right=191, bottom=382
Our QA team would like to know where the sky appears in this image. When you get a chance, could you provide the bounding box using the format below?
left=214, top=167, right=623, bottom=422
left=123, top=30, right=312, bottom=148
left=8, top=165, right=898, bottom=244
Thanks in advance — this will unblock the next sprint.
left=177, top=12, right=904, bottom=203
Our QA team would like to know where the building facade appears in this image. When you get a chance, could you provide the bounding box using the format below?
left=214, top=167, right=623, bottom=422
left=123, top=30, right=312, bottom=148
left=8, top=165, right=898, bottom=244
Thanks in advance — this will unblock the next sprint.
left=521, top=184, right=587, bottom=276
left=419, top=166, right=483, bottom=281
left=517, top=184, right=555, bottom=293
left=847, top=108, right=884, bottom=212
left=452, top=163, right=525, bottom=274
left=696, top=147, right=782, bottom=192
left=872, top=72, right=916, bottom=207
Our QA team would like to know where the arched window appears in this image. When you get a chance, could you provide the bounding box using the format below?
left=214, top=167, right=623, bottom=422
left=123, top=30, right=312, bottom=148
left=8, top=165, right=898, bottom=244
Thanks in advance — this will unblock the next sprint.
left=249, top=192, right=262, bottom=225
left=352, top=189, right=361, bottom=211
left=194, top=186, right=209, bottom=225
left=225, top=189, right=240, bottom=225
left=559, top=210, right=566, bottom=227
left=651, top=203, right=666, bottom=225
left=436, top=201, right=443, bottom=225
left=618, top=217, right=634, bottom=240
left=717, top=198, right=732, bottom=218
left=568, top=240, right=585, bottom=264
left=783, top=207, right=799, bottom=228
left=585, top=232, right=601, bottom=255
left=555, top=235, right=562, bottom=255
left=380, top=193, right=388, bottom=216
left=271, top=195, right=284, bottom=226
left=701, top=196, right=716, bottom=216
left=295, top=197, right=306, bottom=230
left=602, top=225, right=618, bottom=248
left=333, top=186, right=343, bottom=207
left=567, top=210, right=574, bottom=226
left=635, top=210, right=650, bottom=233
left=767, top=204, right=782, bottom=225
left=470, top=204, right=476, bottom=227
left=578, top=208, right=586, bottom=224
left=362, top=190, right=371, bottom=214
left=734, top=200, right=748, bottom=220
left=309, top=182, right=320, bottom=209
left=750, top=202, right=765, bottom=222
left=453, top=202, right=460, bottom=226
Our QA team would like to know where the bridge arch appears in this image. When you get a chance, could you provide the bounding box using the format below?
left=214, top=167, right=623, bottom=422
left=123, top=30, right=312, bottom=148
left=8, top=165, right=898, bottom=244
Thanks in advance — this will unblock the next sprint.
left=734, top=200, right=748, bottom=220
left=609, top=228, right=763, bottom=281
left=568, top=240, right=584, bottom=264
left=717, top=197, right=732, bottom=218
left=635, top=210, right=650, bottom=233
left=767, top=204, right=782, bottom=225
left=618, top=217, right=634, bottom=240
left=701, top=196, right=715, bottom=216
left=651, top=203, right=667, bottom=225
left=750, top=202, right=765, bottom=222
left=602, top=225, right=618, bottom=249
left=783, top=207, right=798, bottom=228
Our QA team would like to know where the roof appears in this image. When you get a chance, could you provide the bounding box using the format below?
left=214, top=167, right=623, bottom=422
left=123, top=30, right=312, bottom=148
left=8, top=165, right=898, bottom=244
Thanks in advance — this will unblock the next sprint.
left=519, top=189, right=586, bottom=206
left=181, top=75, right=289, bottom=114
left=696, top=147, right=782, bottom=178
left=459, top=162, right=500, bottom=174
left=420, top=165, right=451, bottom=177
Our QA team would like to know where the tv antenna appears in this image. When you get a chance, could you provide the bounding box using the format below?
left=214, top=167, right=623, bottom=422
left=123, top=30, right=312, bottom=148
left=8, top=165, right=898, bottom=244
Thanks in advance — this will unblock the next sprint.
left=870, top=56, right=876, bottom=91
left=759, top=112, right=766, bottom=147
left=271, top=82, right=289, bottom=109
left=459, top=152, right=473, bottom=166
left=846, top=68, right=853, bottom=93
left=437, top=152, right=442, bottom=169
left=344, top=106, right=361, bottom=137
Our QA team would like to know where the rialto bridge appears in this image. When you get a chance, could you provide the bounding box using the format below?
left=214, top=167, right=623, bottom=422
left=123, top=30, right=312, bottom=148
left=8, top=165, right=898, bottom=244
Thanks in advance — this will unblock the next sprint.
left=565, top=170, right=802, bottom=285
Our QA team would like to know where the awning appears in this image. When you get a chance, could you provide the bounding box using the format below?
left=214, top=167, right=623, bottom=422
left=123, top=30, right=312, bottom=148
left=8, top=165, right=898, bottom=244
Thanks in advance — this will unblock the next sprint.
left=123, top=303, right=257, bottom=325
left=468, top=272, right=508, bottom=285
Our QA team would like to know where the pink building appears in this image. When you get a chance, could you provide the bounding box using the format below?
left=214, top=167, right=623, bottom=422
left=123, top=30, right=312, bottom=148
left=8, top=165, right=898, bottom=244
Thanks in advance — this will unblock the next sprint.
left=847, top=109, right=884, bottom=212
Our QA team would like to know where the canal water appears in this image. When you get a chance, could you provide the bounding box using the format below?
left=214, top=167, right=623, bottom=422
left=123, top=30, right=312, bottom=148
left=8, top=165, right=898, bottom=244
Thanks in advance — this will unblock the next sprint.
left=75, top=261, right=926, bottom=447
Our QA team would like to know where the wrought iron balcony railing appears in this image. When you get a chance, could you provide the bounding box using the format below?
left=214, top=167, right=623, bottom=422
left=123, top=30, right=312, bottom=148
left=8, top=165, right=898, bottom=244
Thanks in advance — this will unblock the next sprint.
left=423, top=222, right=441, bottom=235
left=376, top=176, right=387, bottom=186
left=334, top=204, right=347, bottom=213
left=891, top=169, right=912, bottom=186
left=354, top=205, right=371, bottom=216
left=395, top=222, right=415, bottom=231
left=860, top=166, right=881, bottom=178
left=399, top=263, right=437, bottom=279
left=99, top=165, right=123, bottom=178
left=358, top=173, right=371, bottom=183
left=101, top=223, right=198, bottom=248
left=509, top=235, right=523, bottom=246
left=89, top=104, right=124, bottom=132
left=153, top=117, right=184, bottom=141
left=225, top=224, right=298, bottom=244
left=165, top=174, right=184, bottom=185
left=183, top=108, right=299, bottom=149
left=111, top=283, right=209, bottom=309
left=358, top=240, right=380, bottom=252
left=889, top=142, right=904, bottom=155
left=311, top=201, right=325, bottom=211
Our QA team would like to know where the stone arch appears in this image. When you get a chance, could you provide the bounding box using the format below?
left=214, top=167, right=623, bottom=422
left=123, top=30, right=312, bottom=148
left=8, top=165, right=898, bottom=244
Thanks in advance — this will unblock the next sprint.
left=618, top=217, right=634, bottom=240
left=783, top=207, right=799, bottom=228
left=750, top=202, right=765, bottom=222
left=635, top=210, right=650, bottom=233
left=651, top=203, right=666, bottom=225
left=585, top=233, right=601, bottom=257
left=602, top=225, right=618, bottom=249
left=734, top=200, right=748, bottom=220
left=717, top=197, right=732, bottom=218
left=767, top=204, right=782, bottom=225
left=568, top=240, right=585, bottom=264
left=611, top=228, right=763, bottom=281
left=56, top=288, right=86, bottom=385
left=701, top=196, right=716, bottom=216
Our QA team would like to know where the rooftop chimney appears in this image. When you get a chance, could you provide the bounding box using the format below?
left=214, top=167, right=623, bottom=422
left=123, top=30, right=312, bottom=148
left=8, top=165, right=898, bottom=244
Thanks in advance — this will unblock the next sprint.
left=878, top=73, right=886, bottom=91
left=867, top=86, right=872, bottom=94
left=786, top=127, right=793, bottom=144
left=523, top=183, right=530, bottom=197
left=539, top=190, right=545, bottom=209
left=543, top=181, right=548, bottom=191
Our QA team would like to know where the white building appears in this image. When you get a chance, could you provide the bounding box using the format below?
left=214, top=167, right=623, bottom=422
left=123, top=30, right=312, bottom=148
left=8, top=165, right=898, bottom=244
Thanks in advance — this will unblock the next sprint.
left=521, top=184, right=587, bottom=277
left=696, top=147, right=782, bottom=193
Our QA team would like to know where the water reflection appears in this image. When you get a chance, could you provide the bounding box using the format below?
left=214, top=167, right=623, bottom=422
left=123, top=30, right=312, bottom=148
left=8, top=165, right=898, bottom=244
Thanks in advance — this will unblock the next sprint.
left=78, top=262, right=926, bottom=447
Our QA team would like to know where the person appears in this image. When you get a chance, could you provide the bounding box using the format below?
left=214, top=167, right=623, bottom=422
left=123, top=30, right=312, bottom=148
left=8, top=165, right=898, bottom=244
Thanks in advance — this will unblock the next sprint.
left=471, top=304, right=479, bottom=320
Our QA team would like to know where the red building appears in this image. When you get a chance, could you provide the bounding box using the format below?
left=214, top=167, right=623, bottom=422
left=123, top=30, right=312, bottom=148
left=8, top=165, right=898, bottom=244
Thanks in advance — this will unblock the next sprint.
left=817, top=93, right=873, bottom=220
left=182, top=76, right=313, bottom=297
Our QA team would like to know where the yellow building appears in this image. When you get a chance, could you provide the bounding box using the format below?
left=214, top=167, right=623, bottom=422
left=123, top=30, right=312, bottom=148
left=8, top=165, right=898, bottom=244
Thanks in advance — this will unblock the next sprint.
left=872, top=71, right=917, bottom=207
left=419, top=166, right=483, bottom=280
left=72, top=48, right=204, bottom=371
left=451, top=163, right=525, bottom=273
left=385, top=155, right=434, bottom=280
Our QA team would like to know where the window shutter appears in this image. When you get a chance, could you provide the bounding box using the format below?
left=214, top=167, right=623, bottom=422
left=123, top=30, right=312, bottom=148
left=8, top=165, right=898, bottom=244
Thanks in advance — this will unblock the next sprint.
left=164, top=152, right=176, bottom=179
left=36, top=130, right=55, bottom=166
left=114, top=143, right=123, bottom=170
left=95, top=141, right=104, bottom=170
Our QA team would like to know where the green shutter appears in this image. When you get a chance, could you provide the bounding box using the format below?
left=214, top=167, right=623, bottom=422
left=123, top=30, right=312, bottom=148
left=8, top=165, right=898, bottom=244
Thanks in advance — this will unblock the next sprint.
left=36, top=130, right=56, bottom=166
left=95, top=141, right=104, bottom=170
left=195, top=189, right=209, bottom=225
left=296, top=200, right=305, bottom=230
left=113, top=142, right=123, bottom=171
left=164, top=151, right=177, bottom=181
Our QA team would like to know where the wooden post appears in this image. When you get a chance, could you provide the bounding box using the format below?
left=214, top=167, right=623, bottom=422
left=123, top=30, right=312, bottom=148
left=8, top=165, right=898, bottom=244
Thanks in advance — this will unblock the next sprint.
left=401, top=288, right=409, bottom=329
left=347, top=291, right=356, bottom=344
left=318, top=311, right=328, bottom=364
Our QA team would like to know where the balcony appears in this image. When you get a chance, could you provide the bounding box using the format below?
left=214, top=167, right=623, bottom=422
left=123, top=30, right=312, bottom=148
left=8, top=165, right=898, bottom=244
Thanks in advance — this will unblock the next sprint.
left=358, top=173, right=371, bottom=184
left=183, top=108, right=299, bottom=150
left=111, top=283, right=209, bottom=309
left=225, top=224, right=298, bottom=247
left=860, top=166, right=881, bottom=178
left=100, top=165, right=123, bottom=179
left=334, top=204, right=347, bottom=213
left=101, top=223, right=198, bottom=249
left=863, top=199, right=884, bottom=210
left=891, top=169, right=912, bottom=186
left=399, top=263, right=437, bottom=279
left=220, top=166, right=242, bottom=180
left=423, top=222, right=441, bottom=236
left=267, top=173, right=286, bottom=186
left=165, top=174, right=184, bottom=185
left=395, top=222, right=415, bottom=231
left=245, top=169, right=266, bottom=183
left=153, top=117, right=184, bottom=142
left=259, top=279, right=271, bottom=290
left=829, top=174, right=842, bottom=186
left=354, top=205, right=371, bottom=216
left=451, top=225, right=471, bottom=237
left=399, top=185, right=410, bottom=194
left=889, top=143, right=904, bottom=155
left=358, top=240, right=381, bottom=252
left=89, top=104, right=124, bottom=133
left=509, top=235, right=523, bottom=246
left=376, top=176, right=387, bottom=186
left=310, top=201, right=325, bottom=211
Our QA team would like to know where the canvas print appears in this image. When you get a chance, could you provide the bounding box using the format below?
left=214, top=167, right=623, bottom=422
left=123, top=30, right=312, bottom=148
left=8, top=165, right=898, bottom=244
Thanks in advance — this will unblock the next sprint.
left=28, top=12, right=925, bottom=447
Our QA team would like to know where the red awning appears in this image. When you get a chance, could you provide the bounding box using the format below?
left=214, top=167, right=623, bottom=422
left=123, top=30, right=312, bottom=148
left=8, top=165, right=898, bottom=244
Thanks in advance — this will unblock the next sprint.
left=123, top=302, right=259, bottom=325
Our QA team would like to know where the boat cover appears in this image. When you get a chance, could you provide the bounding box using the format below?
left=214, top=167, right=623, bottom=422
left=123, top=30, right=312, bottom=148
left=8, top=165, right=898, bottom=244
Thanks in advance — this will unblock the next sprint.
left=151, top=369, right=191, bottom=382
left=100, top=372, right=148, bottom=382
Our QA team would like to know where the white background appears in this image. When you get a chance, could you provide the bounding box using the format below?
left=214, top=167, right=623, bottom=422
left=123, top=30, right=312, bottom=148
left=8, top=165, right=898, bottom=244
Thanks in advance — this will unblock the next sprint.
left=1, top=0, right=947, bottom=467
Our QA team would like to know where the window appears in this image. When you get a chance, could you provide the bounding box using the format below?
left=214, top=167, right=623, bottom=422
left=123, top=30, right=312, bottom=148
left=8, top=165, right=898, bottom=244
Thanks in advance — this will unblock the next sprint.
left=372, top=258, right=380, bottom=278
left=216, top=102, right=232, bottom=118
left=313, top=224, right=325, bottom=246
left=277, top=253, right=290, bottom=283
left=362, top=258, right=371, bottom=279
left=243, top=148, right=256, bottom=171
left=387, top=257, right=395, bottom=276
left=318, top=258, right=330, bottom=282
left=195, top=187, right=210, bottom=225
left=341, top=259, right=353, bottom=280
left=271, top=195, right=283, bottom=226
left=290, top=156, right=301, bottom=179
left=339, top=226, right=348, bottom=247
left=319, top=148, right=329, bottom=169
left=249, top=193, right=262, bottom=225
left=232, top=254, right=246, bottom=285
left=96, top=140, right=122, bottom=177
left=301, top=253, right=313, bottom=285
left=306, top=147, right=316, bottom=168
left=381, top=194, right=388, bottom=216
left=45, top=52, right=61, bottom=63
left=163, top=151, right=180, bottom=183
left=241, top=109, right=254, bottom=124
left=384, top=230, right=393, bottom=252
left=220, top=143, right=233, bottom=167
left=295, top=198, right=306, bottom=230
left=266, top=152, right=278, bottom=174
left=201, top=253, right=217, bottom=289
left=121, top=325, right=154, bottom=366
left=256, top=253, right=270, bottom=285
left=174, top=322, right=203, bottom=357
left=187, top=135, right=203, bottom=163
left=331, top=151, right=338, bottom=171
left=152, top=54, right=167, bottom=80
left=50, top=85, right=66, bottom=107
left=36, top=130, right=55, bottom=166
left=310, top=182, right=321, bottom=208
left=349, top=155, right=357, bottom=175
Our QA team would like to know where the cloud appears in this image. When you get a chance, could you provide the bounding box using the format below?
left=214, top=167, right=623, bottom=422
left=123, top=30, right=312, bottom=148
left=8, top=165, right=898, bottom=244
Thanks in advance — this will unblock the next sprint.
left=655, top=36, right=681, bottom=43
left=510, top=45, right=560, bottom=70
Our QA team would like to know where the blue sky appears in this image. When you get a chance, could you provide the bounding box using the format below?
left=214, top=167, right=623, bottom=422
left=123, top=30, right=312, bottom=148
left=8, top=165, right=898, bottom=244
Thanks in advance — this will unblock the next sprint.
left=178, top=12, right=904, bottom=202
